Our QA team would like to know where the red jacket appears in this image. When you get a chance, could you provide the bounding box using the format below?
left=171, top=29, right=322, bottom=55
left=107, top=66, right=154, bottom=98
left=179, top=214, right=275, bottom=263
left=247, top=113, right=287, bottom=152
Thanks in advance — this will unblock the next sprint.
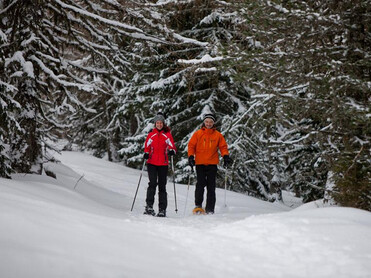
left=144, top=128, right=176, bottom=166
left=188, top=127, right=229, bottom=165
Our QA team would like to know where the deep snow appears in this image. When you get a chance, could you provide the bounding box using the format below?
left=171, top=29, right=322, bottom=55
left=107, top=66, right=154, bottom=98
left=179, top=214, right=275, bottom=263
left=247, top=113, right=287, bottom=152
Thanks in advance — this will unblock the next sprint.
left=1, top=151, right=371, bottom=278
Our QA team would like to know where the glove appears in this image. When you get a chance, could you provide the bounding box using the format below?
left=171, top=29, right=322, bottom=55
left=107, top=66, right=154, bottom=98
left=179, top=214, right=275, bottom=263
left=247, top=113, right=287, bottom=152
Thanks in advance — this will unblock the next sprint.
left=143, top=153, right=149, bottom=160
left=223, top=155, right=232, bottom=168
left=188, top=155, right=195, bottom=167
left=168, top=149, right=176, bottom=156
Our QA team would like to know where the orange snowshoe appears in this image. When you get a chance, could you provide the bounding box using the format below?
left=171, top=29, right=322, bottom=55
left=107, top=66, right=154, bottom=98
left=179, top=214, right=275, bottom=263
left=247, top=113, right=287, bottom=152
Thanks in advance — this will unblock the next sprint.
left=192, top=207, right=206, bottom=215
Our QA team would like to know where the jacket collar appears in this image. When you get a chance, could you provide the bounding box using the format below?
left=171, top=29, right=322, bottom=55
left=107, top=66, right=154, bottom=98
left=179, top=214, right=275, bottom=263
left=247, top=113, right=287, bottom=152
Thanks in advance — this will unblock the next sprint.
left=153, top=128, right=164, bottom=133
left=201, top=126, right=216, bottom=133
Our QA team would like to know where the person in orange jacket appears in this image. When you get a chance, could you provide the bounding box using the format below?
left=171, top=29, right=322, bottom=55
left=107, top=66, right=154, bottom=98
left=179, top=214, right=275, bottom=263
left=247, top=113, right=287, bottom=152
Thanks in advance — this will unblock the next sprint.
left=188, top=113, right=232, bottom=214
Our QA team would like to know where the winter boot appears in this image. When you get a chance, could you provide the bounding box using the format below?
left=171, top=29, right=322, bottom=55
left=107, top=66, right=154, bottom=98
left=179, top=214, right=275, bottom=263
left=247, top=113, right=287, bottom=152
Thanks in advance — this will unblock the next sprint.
left=157, top=209, right=166, bottom=217
left=144, top=206, right=155, bottom=216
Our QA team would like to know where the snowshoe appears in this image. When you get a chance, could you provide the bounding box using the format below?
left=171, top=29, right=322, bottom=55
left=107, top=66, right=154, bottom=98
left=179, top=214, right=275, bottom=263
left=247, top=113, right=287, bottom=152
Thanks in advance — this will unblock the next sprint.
left=157, top=210, right=166, bottom=217
left=192, top=206, right=205, bottom=215
left=144, top=206, right=156, bottom=216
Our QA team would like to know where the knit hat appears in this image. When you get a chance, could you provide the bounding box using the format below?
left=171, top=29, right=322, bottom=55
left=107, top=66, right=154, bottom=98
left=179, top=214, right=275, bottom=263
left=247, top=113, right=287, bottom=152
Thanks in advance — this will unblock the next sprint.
left=203, top=113, right=216, bottom=122
left=153, top=112, right=165, bottom=123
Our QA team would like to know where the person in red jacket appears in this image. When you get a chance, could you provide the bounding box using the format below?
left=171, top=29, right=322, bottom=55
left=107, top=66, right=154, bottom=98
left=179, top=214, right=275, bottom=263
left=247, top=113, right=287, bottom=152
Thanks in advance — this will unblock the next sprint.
left=188, top=113, right=232, bottom=214
left=143, top=112, right=176, bottom=217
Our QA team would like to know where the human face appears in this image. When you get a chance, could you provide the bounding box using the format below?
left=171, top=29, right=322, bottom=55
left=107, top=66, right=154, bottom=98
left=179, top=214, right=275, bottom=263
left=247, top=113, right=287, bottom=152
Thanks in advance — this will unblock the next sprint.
left=155, top=121, right=164, bottom=130
left=204, top=118, right=214, bottom=129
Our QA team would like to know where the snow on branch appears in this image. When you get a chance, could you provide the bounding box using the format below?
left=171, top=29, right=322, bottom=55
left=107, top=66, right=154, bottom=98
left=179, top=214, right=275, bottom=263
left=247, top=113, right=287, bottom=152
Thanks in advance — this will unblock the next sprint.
left=195, top=67, right=217, bottom=73
left=53, top=0, right=164, bottom=43
left=54, top=0, right=141, bottom=32
left=200, top=11, right=238, bottom=25
left=140, top=69, right=188, bottom=91
left=29, top=55, right=92, bottom=91
left=5, top=51, right=35, bottom=79
left=172, top=33, right=208, bottom=46
left=0, top=29, right=7, bottom=42
left=0, top=0, right=19, bottom=15
left=178, top=54, right=223, bottom=65
left=0, top=81, right=18, bottom=93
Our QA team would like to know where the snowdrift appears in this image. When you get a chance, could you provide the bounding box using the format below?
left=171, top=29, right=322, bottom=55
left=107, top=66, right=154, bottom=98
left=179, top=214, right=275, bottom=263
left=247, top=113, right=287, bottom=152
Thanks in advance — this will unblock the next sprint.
left=1, top=151, right=370, bottom=278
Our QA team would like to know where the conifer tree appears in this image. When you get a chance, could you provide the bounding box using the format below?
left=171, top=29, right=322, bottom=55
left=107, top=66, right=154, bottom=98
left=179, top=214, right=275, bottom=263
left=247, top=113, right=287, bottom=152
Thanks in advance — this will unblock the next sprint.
left=1, top=0, right=369, bottom=210
left=120, top=0, right=250, bottom=181
left=66, top=0, right=172, bottom=162
left=0, top=0, right=165, bottom=176
left=227, top=0, right=370, bottom=205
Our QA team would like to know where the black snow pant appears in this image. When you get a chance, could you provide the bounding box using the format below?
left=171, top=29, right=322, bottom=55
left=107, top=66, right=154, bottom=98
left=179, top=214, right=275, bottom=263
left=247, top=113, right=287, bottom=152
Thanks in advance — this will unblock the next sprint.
left=146, top=163, right=168, bottom=211
left=195, top=165, right=217, bottom=213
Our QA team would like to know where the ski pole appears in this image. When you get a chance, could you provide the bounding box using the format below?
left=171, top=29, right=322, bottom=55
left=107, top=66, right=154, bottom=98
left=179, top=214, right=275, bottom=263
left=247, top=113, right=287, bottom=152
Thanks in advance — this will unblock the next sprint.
left=171, top=156, right=178, bottom=213
left=130, top=160, right=146, bottom=211
left=224, top=169, right=228, bottom=207
left=184, top=166, right=193, bottom=217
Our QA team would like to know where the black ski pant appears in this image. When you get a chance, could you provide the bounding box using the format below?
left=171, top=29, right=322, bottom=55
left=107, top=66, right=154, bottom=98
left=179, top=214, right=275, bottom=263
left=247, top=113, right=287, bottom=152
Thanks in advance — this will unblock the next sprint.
left=195, top=165, right=217, bottom=213
left=146, top=163, right=168, bottom=211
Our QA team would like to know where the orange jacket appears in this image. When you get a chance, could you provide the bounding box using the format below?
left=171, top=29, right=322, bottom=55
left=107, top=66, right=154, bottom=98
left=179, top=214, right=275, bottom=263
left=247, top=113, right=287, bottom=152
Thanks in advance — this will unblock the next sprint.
left=188, top=127, right=229, bottom=165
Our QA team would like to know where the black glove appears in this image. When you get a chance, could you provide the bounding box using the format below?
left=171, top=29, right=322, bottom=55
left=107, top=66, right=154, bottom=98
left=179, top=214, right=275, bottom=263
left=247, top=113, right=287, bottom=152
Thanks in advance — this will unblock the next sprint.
left=168, top=149, right=176, bottom=156
left=223, top=155, right=232, bottom=168
left=188, top=155, right=195, bottom=167
left=143, top=153, right=149, bottom=160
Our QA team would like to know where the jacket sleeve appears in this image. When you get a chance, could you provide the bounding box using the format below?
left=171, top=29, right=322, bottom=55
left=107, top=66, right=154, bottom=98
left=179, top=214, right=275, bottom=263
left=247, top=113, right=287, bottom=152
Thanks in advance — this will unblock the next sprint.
left=144, top=133, right=151, bottom=153
left=188, top=131, right=198, bottom=157
left=166, top=132, right=177, bottom=152
left=218, top=133, right=229, bottom=157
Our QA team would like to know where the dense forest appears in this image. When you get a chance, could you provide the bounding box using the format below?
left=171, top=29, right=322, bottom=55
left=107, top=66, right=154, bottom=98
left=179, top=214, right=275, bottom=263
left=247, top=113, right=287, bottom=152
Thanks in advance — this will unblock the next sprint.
left=1, top=0, right=370, bottom=210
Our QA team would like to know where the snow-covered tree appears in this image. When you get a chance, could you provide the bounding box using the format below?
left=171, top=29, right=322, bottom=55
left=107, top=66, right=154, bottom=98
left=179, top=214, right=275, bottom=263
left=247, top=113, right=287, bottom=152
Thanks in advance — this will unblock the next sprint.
left=0, top=25, right=17, bottom=178
left=0, top=0, right=166, bottom=175
left=65, top=0, right=174, bottom=162
left=120, top=0, right=250, bottom=180
left=226, top=0, right=370, bottom=204
left=1, top=0, right=369, bottom=210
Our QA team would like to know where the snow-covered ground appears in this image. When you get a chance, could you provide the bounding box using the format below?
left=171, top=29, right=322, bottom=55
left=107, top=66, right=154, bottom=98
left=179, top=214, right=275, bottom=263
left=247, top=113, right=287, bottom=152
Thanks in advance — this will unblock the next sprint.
left=1, top=151, right=370, bottom=278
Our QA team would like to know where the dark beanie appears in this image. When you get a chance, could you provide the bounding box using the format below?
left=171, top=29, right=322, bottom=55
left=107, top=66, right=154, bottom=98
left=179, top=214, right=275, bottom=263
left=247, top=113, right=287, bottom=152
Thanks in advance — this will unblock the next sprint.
left=203, top=113, right=216, bottom=122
